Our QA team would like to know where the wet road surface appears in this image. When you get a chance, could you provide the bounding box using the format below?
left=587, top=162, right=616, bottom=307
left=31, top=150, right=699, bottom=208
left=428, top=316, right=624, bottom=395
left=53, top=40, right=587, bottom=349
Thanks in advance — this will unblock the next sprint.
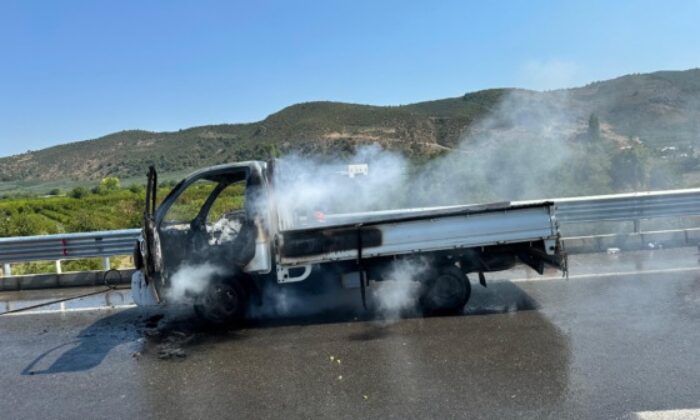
left=1, top=248, right=699, bottom=419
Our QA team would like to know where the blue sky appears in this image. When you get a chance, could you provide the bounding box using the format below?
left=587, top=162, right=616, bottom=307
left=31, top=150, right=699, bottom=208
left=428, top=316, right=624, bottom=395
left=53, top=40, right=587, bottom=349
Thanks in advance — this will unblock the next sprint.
left=1, top=0, right=699, bottom=157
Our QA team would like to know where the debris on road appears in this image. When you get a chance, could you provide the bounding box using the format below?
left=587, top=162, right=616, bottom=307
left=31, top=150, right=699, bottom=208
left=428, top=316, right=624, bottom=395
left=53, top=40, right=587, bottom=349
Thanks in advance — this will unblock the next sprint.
left=158, top=345, right=186, bottom=359
left=144, top=314, right=164, bottom=328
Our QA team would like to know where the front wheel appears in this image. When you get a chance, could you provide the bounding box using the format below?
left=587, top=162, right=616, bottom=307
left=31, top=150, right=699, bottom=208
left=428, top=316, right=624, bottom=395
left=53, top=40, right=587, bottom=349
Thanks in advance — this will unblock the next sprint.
left=420, top=265, right=471, bottom=315
left=194, top=280, right=248, bottom=325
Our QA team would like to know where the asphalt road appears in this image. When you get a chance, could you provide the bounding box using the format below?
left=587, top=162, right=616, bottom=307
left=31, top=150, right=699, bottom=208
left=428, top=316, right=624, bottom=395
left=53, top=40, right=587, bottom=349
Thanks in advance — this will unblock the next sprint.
left=1, top=249, right=700, bottom=419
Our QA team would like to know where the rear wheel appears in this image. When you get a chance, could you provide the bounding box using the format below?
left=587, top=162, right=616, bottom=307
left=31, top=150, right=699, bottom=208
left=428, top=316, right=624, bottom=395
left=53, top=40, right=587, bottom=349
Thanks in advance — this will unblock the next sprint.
left=420, top=265, right=471, bottom=315
left=194, top=279, right=248, bottom=325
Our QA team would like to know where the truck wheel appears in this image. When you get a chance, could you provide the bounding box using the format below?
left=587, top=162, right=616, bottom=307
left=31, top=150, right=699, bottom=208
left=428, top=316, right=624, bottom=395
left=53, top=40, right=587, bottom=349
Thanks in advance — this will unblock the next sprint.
left=420, top=265, right=471, bottom=315
left=194, top=280, right=248, bottom=325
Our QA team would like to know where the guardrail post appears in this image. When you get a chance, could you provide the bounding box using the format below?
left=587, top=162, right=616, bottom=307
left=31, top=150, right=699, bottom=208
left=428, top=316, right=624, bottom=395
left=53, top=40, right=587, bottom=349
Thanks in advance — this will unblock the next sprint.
left=633, top=219, right=641, bottom=233
left=55, top=260, right=62, bottom=274
left=3, top=263, right=10, bottom=277
left=103, top=257, right=111, bottom=271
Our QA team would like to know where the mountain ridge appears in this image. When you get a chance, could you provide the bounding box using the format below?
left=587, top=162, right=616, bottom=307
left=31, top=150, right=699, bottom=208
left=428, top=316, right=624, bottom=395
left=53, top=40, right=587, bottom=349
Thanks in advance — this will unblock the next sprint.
left=2, top=69, right=699, bottom=183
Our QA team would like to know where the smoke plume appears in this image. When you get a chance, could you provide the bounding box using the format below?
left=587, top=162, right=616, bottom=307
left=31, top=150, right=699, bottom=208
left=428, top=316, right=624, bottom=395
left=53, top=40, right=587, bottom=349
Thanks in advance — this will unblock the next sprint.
left=272, top=144, right=410, bottom=225
left=415, top=90, right=581, bottom=204
left=371, top=258, right=429, bottom=321
left=165, top=263, right=225, bottom=303
left=271, top=90, right=587, bottom=223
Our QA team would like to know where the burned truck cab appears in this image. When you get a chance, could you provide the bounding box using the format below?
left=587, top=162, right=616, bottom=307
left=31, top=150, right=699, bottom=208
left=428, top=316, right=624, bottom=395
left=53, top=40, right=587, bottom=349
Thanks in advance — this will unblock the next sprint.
left=134, top=161, right=273, bottom=319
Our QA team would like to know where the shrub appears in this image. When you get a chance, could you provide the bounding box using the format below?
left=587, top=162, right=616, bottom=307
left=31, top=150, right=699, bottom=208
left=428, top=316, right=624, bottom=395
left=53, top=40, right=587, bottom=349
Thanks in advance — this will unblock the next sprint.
left=70, top=186, right=89, bottom=199
left=100, top=176, right=121, bottom=191
left=91, top=185, right=107, bottom=195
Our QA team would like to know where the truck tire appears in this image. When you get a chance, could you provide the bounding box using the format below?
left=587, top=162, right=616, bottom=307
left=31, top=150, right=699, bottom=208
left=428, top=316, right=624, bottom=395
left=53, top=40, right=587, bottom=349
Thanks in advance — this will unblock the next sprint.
left=420, top=265, right=471, bottom=315
left=194, top=279, right=248, bottom=325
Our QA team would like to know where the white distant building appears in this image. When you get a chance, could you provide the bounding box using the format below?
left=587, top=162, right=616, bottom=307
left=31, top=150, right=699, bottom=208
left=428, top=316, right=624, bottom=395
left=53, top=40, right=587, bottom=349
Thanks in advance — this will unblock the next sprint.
left=337, top=163, right=369, bottom=178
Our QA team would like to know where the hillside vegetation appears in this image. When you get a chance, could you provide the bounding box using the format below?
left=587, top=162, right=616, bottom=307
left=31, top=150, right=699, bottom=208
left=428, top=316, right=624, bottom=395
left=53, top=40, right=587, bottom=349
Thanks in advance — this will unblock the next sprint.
left=2, top=69, right=698, bottom=188
left=0, top=185, right=148, bottom=237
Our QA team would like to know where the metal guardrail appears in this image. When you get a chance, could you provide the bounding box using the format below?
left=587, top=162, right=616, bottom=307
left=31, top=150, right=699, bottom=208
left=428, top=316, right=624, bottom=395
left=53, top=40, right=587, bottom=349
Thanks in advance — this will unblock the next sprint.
left=549, top=188, right=700, bottom=224
left=1, top=188, right=700, bottom=277
left=0, top=229, right=139, bottom=276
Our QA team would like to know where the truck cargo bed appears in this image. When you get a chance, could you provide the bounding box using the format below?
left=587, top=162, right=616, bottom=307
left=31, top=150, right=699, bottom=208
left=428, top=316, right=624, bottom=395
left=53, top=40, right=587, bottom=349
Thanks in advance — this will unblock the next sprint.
left=278, top=201, right=558, bottom=266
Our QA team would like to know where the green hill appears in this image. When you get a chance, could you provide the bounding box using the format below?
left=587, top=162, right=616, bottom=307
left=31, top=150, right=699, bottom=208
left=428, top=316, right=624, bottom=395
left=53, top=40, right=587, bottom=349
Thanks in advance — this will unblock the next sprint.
left=1, top=69, right=699, bottom=187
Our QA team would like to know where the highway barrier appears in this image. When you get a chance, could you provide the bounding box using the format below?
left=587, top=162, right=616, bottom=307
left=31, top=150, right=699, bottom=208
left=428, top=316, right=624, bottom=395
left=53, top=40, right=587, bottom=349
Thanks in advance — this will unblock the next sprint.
left=0, top=229, right=138, bottom=277
left=548, top=188, right=700, bottom=224
left=1, top=187, right=700, bottom=283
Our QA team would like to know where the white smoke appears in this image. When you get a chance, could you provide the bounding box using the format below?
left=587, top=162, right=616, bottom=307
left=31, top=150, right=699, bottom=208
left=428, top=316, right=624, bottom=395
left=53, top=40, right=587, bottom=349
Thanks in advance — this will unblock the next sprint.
left=371, top=258, right=430, bottom=321
left=271, top=90, right=586, bottom=218
left=272, top=144, right=410, bottom=225
left=412, top=90, right=582, bottom=205
left=165, top=263, right=225, bottom=303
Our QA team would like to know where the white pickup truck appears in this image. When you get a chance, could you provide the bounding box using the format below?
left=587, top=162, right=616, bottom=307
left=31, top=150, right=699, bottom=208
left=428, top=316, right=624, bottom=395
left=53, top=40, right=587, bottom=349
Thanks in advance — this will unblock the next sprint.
left=133, top=161, right=565, bottom=323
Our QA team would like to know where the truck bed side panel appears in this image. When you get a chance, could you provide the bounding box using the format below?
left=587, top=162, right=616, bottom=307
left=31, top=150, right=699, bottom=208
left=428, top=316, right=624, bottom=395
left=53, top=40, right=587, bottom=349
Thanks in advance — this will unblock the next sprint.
left=279, top=205, right=557, bottom=266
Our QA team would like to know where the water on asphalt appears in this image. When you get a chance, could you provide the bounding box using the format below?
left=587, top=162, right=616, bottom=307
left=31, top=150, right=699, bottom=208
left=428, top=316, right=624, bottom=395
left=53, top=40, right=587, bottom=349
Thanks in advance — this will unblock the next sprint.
left=1, top=248, right=699, bottom=419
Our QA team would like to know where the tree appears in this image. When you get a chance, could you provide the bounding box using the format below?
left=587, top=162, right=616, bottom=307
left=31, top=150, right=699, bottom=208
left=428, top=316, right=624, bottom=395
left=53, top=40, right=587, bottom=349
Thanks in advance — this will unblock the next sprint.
left=70, top=186, right=89, bottom=199
left=91, top=185, right=106, bottom=195
left=268, top=143, right=280, bottom=158
left=100, top=176, right=121, bottom=191
left=587, top=113, right=600, bottom=141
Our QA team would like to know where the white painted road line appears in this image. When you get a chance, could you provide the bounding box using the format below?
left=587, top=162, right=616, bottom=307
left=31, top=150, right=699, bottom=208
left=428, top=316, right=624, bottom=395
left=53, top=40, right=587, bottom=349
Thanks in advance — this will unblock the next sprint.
left=634, top=408, right=700, bottom=419
left=2, top=304, right=136, bottom=316
left=508, top=265, right=700, bottom=282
